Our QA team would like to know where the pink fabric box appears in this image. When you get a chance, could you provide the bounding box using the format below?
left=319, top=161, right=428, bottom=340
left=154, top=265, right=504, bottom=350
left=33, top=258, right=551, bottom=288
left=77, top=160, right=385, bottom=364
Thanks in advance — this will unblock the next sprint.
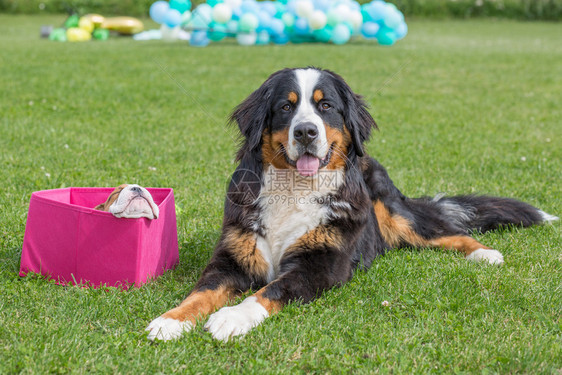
left=19, top=187, right=179, bottom=288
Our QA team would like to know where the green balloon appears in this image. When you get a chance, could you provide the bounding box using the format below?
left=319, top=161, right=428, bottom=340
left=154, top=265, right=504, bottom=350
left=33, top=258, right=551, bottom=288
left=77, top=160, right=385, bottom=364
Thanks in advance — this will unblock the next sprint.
left=64, top=14, right=79, bottom=29
left=93, top=28, right=110, bottom=41
left=313, top=26, right=332, bottom=43
left=49, top=28, right=67, bottom=42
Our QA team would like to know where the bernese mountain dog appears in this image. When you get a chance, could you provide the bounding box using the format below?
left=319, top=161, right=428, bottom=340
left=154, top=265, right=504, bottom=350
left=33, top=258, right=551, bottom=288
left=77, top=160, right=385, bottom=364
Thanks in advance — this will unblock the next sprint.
left=146, top=67, right=557, bottom=342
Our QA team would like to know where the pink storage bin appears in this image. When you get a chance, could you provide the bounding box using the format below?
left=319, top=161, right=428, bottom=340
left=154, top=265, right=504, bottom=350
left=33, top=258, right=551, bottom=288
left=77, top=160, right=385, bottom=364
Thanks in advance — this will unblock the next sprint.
left=19, top=187, right=179, bottom=288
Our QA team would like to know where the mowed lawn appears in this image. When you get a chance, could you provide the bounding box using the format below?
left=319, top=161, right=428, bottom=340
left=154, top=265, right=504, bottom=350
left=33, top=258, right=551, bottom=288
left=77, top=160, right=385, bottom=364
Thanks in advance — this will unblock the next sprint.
left=0, top=14, right=560, bottom=374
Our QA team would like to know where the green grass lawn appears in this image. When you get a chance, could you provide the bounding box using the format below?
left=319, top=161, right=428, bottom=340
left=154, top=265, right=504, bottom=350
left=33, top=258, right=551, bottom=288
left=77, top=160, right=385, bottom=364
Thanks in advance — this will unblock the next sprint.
left=0, top=15, right=560, bottom=374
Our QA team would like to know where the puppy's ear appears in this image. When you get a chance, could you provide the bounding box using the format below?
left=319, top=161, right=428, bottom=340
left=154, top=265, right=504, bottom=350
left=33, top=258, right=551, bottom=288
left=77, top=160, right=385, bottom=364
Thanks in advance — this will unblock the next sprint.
left=330, top=71, right=377, bottom=157
left=95, top=185, right=127, bottom=211
left=230, top=69, right=288, bottom=161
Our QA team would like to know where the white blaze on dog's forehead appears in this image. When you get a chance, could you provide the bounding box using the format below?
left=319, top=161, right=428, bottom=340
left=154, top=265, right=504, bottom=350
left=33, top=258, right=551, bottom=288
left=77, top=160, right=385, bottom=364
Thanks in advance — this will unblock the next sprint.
left=286, top=69, right=329, bottom=160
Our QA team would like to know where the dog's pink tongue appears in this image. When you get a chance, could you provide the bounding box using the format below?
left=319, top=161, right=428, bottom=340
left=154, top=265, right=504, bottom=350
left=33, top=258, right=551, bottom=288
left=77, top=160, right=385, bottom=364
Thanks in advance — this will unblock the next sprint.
left=296, top=154, right=320, bottom=176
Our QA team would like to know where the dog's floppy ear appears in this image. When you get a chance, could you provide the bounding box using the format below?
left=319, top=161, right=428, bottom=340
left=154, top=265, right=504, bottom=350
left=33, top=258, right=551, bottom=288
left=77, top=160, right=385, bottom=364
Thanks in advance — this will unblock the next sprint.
left=330, top=71, right=377, bottom=157
left=230, top=69, right=289, bottom=161
left=94, top=184, right=127, bottom=211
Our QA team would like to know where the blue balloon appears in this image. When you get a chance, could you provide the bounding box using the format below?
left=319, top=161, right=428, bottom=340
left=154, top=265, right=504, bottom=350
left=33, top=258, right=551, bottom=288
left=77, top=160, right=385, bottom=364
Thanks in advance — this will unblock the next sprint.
left=361, top=21, right=379, bottom=38
left=169, top=0, right=192, bottom=14
left=314, top=0, right=331, bottom=12
left=149, top=1, right=169, bottom=24
left=294, top=17, right=309, bottom=35
left=164, top=9, right=182, bottom=27
left=190, top=30, right=210, bottom=46
left=208, top=23, right=227, bottom=41
left=268, top=18, right=285, bottom=36
left=272, top=32, right=290, bottom=44
left=261, top=1, right=278, bottom=16
left=256, top=30, right=270, bottom=44
left=257, top=11, right=272, bottom=31
left=241, top=0, right=260, bottom=15
left=331, top=23, right=350, bottom=44
left=368, top=1, right=388, bottom=22
left=376, top=26, right=396, bottom=45
left=394, top=21, right=408, bottom=39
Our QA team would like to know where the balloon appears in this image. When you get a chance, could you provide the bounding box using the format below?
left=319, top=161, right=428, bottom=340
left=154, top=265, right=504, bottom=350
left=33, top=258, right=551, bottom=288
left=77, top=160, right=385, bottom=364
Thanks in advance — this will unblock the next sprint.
left=92, top=28, right=110, bottom=40
left=49, top=28, right=67, bottom=41
left=326, top=9, right=342, bottom=27
left=331, top=23, right=350, bottom=44
left=169, top=0, right=192, bottom=14
left=164, top=9, right=182, bottom=27
left=212, top=3, right=233, bottom=23
left=161, top=24, right=180, bottom=40
left=367, top=1, right=387, bottom=22
left=236, top=31, right=257, bottom=45
left=383, top=6, right=403, bottom=29
left=282, top=12, right=295, bottom=27
left=312, top=25, right=332, bottom=42
left=180, top=10, right=192, bottom=25
left=191, top=30, right=211, bottom=46
left=294, top=17, right=309, bottom=35
left=207, top=0, right=222, bottom=7
left=268, top=18, right=285, bottom=36
left=102, top=17, right=144, bottom=34
left=271, top=32, right=290, bottom=44
left=295, top=0, right=314, bottom=18
left=239, top=13, right=259, bottom=31
left=150, top=1, right=169, bottom=24
left=226, top=19, right=239, bottom=33
left=308, top=10, right=327, bottom=30
left=256, top=30, right=270, bottom=44
left=78, top=17, right=94, bottom=33
left=394, top=21, right=407, bottom=39
left=64, top=14, right=80, bottom=28
left=66, top=27, right=91, bottom=42
left=257, top=11, right=272, bottom=30
left=376, top=26, right=396, bottom=45
left=188, top=12, right=211, bottom=29
left=82, top=14, right=105, bottom=28
left=208, top=23, right=228, bottom=40
left=360, top=21, right=379, bottom=38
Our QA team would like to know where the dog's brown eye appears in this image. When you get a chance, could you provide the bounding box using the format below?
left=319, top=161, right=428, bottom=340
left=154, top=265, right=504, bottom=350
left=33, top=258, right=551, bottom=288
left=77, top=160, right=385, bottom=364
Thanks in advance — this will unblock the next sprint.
left=282, top=104, right=291, bottom=112
left=321, top=102, right=331, bottom=110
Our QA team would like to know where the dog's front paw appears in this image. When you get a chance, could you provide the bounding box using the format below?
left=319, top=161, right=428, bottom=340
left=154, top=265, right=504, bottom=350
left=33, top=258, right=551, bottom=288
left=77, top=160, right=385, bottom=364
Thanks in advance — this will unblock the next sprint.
left=466, top=248, right=504, bottom=265
left=146, top=316, right=193, bottom=341
left=204, top=296, right=268, bottom=342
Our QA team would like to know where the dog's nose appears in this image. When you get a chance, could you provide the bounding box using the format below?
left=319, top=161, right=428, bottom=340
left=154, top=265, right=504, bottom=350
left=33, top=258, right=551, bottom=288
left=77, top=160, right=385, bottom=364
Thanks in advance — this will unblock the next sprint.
left=293, top=122, right=318, bottom=146
left=131, top=186, right=142, bottom=193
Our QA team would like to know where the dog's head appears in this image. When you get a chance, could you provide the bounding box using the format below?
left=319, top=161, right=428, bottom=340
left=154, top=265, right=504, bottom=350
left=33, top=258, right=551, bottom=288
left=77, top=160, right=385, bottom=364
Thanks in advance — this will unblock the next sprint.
left=231, top=67, right=377, bottom=176
left=95, top=184, right=159, bottom=219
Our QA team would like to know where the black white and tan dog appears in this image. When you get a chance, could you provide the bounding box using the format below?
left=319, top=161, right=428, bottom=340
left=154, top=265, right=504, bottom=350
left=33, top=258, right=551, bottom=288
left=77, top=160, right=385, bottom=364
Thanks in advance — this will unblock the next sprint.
left=95, top=184, right=159, bottom=219
left=146, top=67, right=557, bottom=342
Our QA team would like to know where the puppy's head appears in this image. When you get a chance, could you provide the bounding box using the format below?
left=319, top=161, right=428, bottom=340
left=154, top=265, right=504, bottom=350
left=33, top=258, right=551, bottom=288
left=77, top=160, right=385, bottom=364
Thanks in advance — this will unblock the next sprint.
left=95, top=184, right=159, bottom=219
left=231, top=67, right=377, bottom=176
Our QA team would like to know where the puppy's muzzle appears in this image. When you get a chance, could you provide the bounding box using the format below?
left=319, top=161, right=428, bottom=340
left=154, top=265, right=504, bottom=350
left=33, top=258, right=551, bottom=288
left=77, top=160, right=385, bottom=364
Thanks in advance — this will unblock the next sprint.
left=293, top=122, right=319, bottom=147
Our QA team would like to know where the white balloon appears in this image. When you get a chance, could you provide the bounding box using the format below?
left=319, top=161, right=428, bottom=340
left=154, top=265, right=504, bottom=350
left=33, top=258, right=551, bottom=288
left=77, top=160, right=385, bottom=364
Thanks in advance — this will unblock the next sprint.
left=296, top=0, right=314, bottom=18
left=348, top=10, right=362, bottom=31
left=308, top=10, right=327, bottom=30
left=236, top=31, right=257, bottom=45
left=224, top=0, right=242, bottom=9
left=212, top=3, right=232, bottom=24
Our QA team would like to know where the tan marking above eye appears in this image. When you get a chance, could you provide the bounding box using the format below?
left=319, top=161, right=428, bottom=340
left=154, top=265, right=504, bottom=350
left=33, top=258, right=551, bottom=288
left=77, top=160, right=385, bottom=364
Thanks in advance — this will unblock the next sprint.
left=313, top=89, right=324, bottom=103
left=288, top=91, right=298, bottom=104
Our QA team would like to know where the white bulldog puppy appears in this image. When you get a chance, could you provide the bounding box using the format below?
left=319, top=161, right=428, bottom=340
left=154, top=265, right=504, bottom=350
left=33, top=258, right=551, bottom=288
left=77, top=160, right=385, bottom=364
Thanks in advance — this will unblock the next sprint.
left=95, top=184, right=159, bottom=219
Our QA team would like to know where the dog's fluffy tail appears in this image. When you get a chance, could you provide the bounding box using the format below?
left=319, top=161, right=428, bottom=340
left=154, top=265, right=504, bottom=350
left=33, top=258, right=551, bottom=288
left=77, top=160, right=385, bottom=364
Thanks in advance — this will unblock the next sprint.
left=432, top=194, right=558, bottom=233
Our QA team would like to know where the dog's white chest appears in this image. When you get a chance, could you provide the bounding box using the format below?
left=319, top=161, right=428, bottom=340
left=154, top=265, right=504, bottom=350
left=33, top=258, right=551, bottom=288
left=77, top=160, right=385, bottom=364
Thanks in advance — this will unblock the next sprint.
left=255, top=166, right=343, bottom=281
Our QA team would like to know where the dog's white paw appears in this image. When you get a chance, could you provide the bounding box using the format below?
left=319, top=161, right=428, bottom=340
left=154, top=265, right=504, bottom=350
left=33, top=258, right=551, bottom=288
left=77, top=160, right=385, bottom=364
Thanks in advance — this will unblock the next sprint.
left=466, top=248, right=504, bottom=265
left=204, top=296, right=268, bottom=342
left=145, top=316, right=193, bottom=341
